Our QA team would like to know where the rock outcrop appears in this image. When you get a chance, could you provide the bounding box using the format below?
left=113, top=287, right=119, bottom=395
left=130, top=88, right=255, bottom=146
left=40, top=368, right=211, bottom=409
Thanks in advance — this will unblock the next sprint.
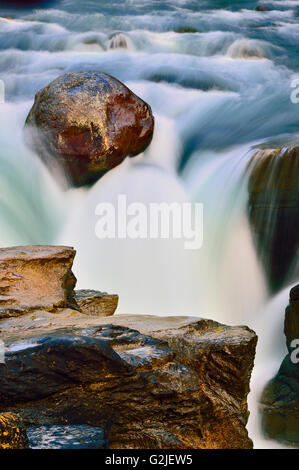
left=75, top=289, right=118, bottom=316
left=25, top=72, right=154, bottom=186
left=247, top=145, right=299, bottom=292
left=0, top=245, right=78, bottom=318
left=0, top=412, right=29, bottom=449
left=0, top=311, right=257, bottom=449
left=0, top=245, right=257, bottom=449
left=261, top=284, right=299, bottom=446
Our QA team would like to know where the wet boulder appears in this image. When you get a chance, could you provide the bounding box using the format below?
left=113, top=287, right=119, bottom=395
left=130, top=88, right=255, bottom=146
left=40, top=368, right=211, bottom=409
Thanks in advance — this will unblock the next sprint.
left=25, top=72, right=154, bottom=186
left=247, top=145, right=299, bottom=292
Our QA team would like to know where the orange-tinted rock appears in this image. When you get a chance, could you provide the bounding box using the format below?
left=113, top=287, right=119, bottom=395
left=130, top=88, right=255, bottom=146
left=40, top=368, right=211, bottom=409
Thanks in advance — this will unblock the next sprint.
left=25, top=72, right=154, bottom=186
left=75, top=289, right=118, bottom=316
left=0, top=245, right=78, bottom=318
left=247, top=145, right=299, bottom=291
left=0, top=412, right=28, bottom=449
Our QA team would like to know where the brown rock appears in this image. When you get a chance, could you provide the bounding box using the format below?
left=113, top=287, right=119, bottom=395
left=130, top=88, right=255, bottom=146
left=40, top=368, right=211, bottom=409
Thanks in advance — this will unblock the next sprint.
left=255, top=5, right=270, bottom=11
left=0, top=245, right=78, bottom=319
left=247, top=145, right=299, bottom=291
left=25, top=72, right=154, bottom=186
left=75, top=289, right=118, bottom=316
left=1, top=313, right=257, bottom=449
left=0, top=412, right=28, bottom=449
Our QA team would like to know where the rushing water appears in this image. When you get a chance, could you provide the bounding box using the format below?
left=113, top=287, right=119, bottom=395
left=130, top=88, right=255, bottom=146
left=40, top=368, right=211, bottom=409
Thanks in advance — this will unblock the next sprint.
left=0, top=0, right=298, bottom=448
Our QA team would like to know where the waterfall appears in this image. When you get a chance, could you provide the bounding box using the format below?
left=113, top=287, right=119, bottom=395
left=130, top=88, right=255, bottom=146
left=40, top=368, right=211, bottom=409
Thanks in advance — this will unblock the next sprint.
left=0, top=0, right=298, bottom=448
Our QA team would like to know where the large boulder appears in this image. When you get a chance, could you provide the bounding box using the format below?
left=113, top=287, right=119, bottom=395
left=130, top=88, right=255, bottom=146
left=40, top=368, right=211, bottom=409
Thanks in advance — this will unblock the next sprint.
left=0, top=245, right=78, bottom=318
left=25, top=72, right=154, bottom=186
left=247, top=145, right=299, bottom=292
left=0, top=312, right=257, bottom=449
left=261, top=284, right=299, bottom=446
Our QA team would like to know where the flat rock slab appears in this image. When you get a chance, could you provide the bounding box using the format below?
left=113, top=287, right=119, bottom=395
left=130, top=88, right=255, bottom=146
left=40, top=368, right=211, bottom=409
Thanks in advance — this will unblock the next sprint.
left=27, top=425, right=107, bottom=449
left=0, top=246, right=78, bottom=318
left=0, top=312, right=257, bottom=449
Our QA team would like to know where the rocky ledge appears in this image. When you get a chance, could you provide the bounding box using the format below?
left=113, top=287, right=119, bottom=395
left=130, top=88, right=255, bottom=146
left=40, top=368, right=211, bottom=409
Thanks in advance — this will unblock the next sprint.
left=0, top=245, right=257, bottom=449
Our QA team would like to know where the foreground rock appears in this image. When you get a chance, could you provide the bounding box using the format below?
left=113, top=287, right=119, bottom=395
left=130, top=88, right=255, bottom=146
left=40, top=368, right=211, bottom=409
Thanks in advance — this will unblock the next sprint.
left=75, top=289, right=118, bottom=316
left=0, top=412, right=28, bottom=449
left=27, top=425, right=107, bottom=449
left=247, top=144, right=299, bottom=291
left=0, top=311, right=257, bottom=449
left=0, top=246, right=78, bottom=318
left=261, top=284, right=299, bottom=446
left=25, top=72, right=154, bottom=186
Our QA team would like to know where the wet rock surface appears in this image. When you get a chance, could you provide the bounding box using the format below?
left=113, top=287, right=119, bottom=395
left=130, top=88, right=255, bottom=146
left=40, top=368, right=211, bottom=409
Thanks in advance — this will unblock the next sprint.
left=0, top=313, right=257, bottom=449
left=25, top=72, right=154, bottom=186
left=247, top=145, right=299, bottom=292
left=0, top=412, right=29, bottom=449
left=75, top=289, right=118, bottom=316
left=27, top=424, right=107, bottom=449
left=0, top=245, right=257, bottom=449
left=0, top=245, right=78, bottom=319
left=261, top=284, right=299, bottom=446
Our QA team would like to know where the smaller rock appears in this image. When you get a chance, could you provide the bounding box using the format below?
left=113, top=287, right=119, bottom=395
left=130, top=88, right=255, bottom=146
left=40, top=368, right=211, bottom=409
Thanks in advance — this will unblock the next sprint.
left=255, top=5, right=270, bottom=11
left=108, top=33, right=128, bottom=49
left=27, top=425, right=107, bottom=449
left=0, top=412, right=29, bottom=449
left=175, top=27, right=198, bottom=33
left=75, top=289, right=118, bottom=316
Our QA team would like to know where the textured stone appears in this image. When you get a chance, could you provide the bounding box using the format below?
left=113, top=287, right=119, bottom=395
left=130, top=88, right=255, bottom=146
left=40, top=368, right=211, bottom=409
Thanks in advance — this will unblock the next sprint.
left=0, top=245, right=78, bottom=319
left=25, top=72, right=154, bottom=186
left=1, top=313, right=257, bottom=449
left=75, top=289, right=118, bottom=316
left=0, top=412, right=29, bottom=449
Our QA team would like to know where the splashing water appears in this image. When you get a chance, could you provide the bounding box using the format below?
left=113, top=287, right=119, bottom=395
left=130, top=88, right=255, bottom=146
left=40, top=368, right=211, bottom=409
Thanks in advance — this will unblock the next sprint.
left=0, top=0, right=298, bottom=448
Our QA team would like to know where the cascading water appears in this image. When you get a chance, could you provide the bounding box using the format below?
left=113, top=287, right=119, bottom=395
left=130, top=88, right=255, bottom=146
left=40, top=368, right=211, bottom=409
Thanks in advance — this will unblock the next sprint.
left=0, top=0, right=298, bottom=448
